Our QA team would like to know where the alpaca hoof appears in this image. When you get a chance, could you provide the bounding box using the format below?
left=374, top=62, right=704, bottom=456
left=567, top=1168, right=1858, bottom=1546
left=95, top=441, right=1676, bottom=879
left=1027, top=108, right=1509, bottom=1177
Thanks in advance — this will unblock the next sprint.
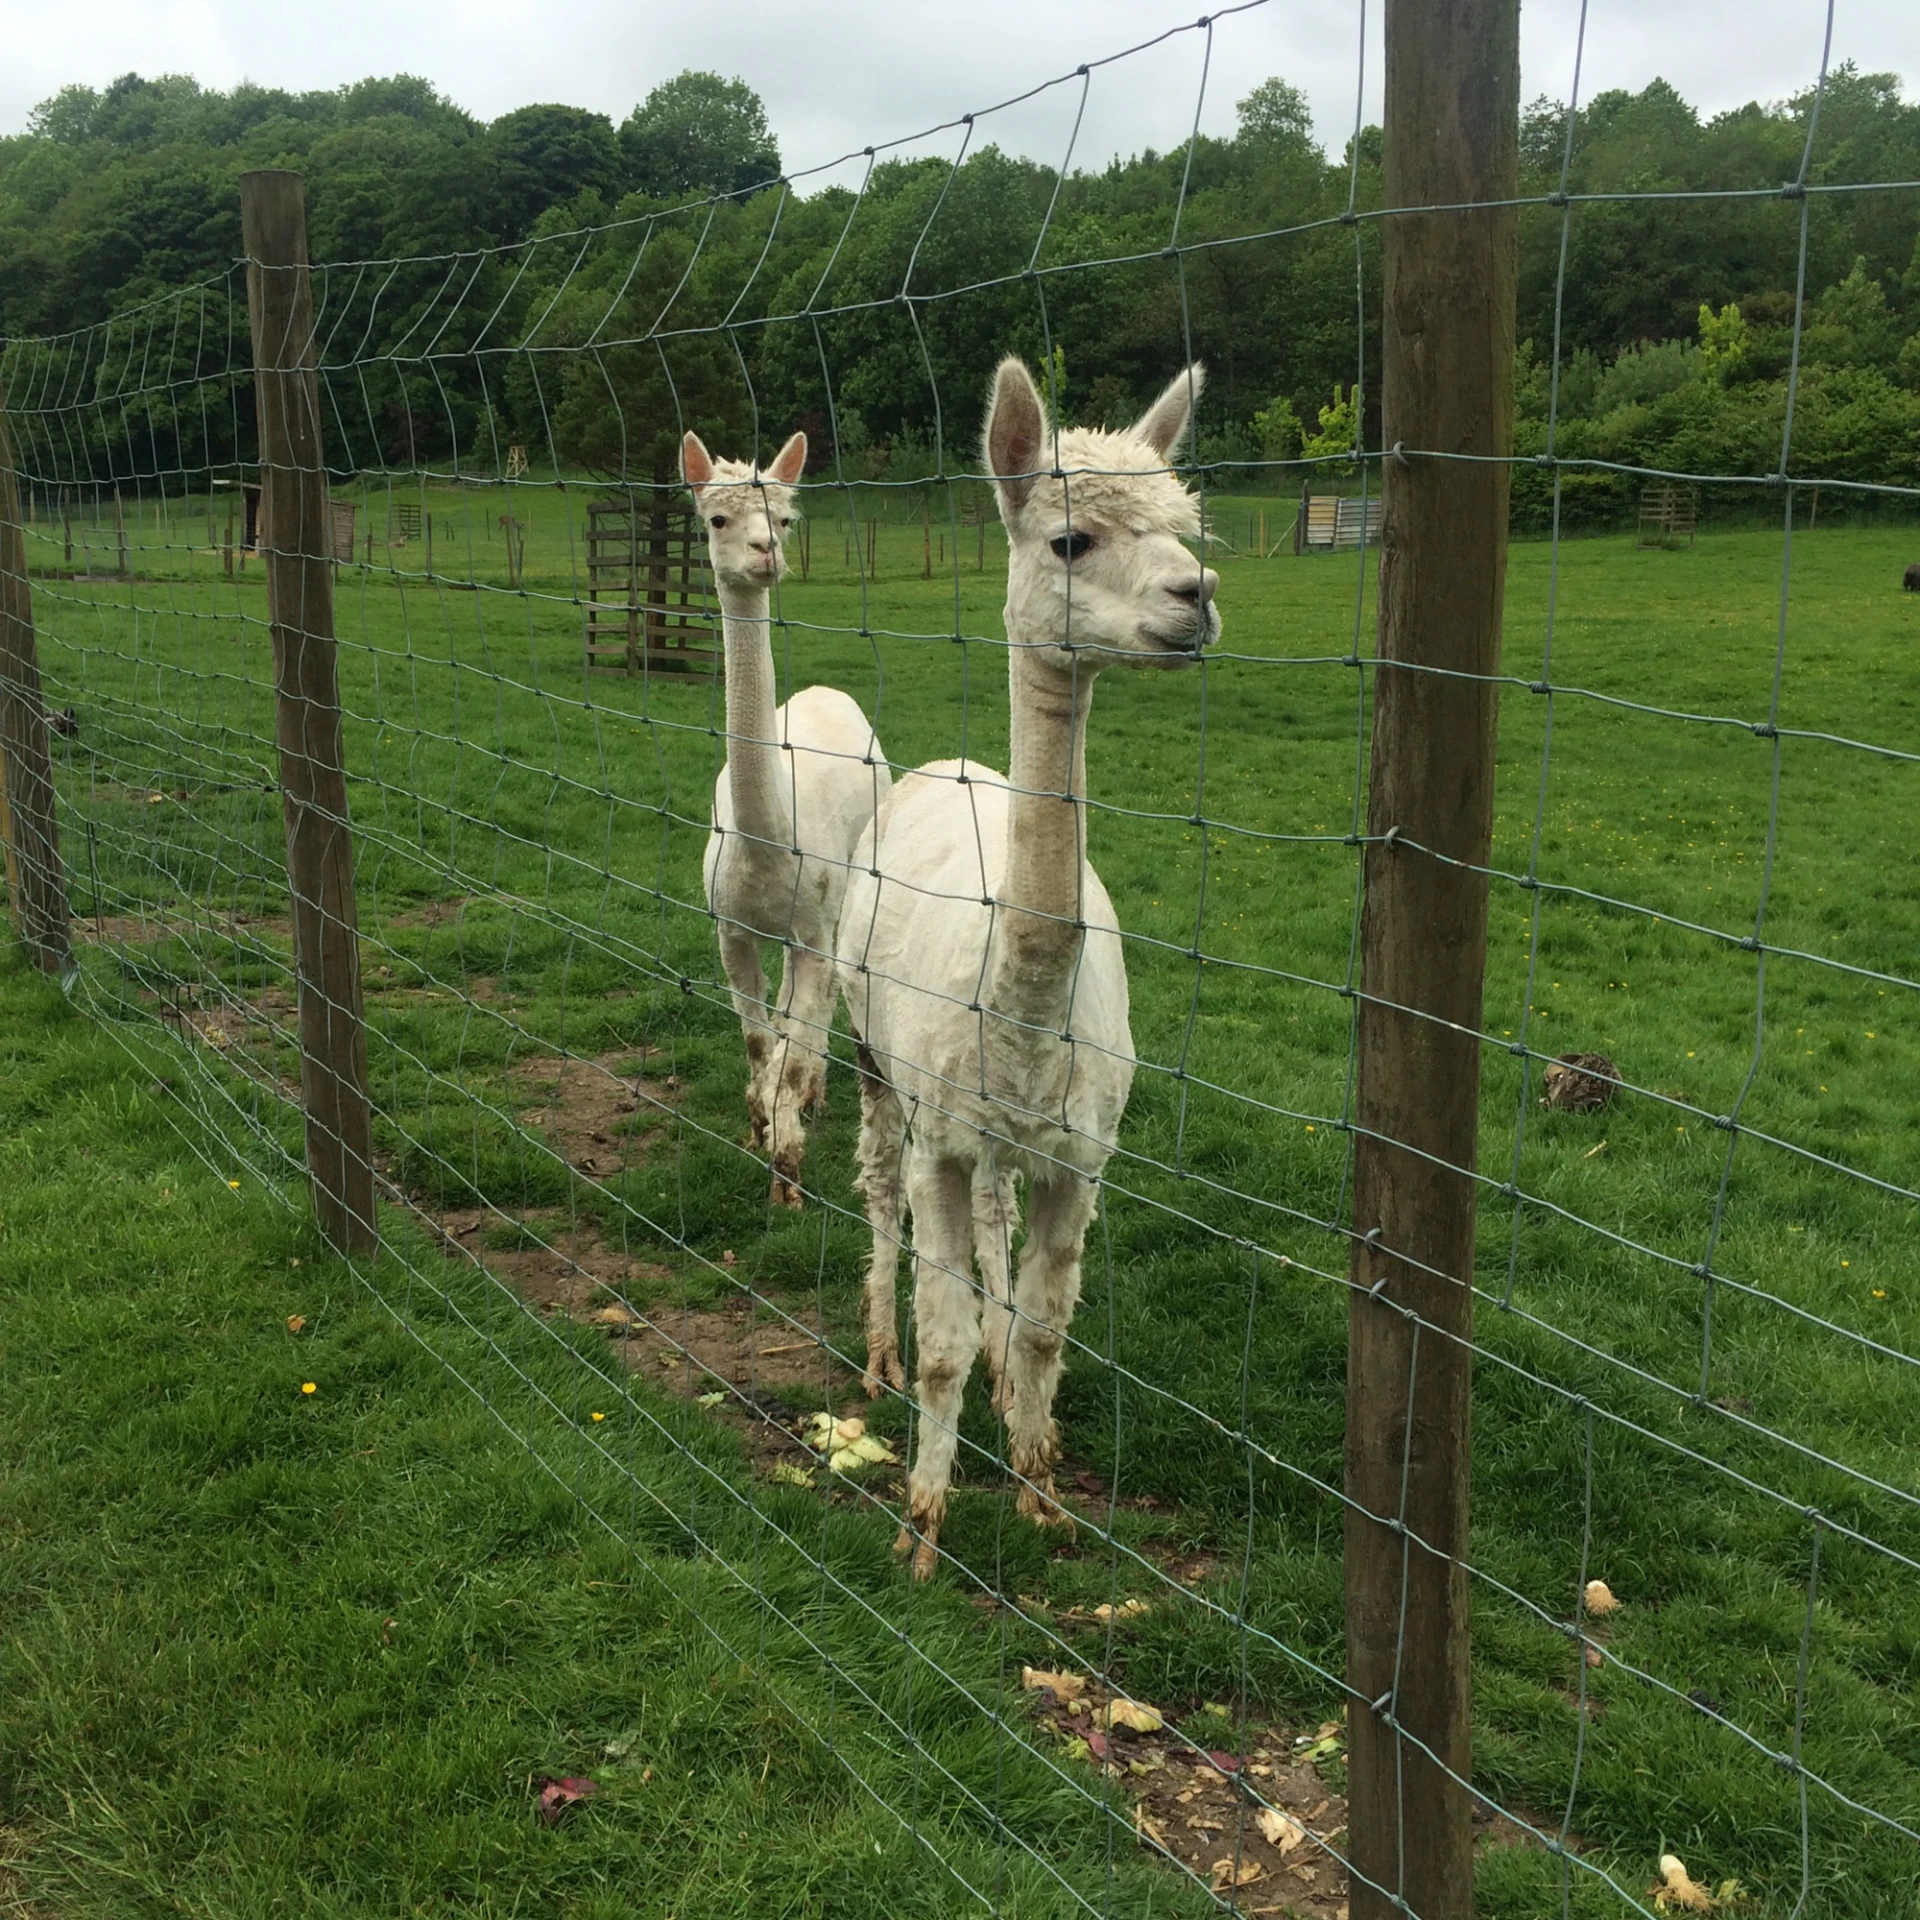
left=768, top=1173, right=804, bottom=1210
left=1016, top=1479, right=1076, bottom=1538
left=897, top=1491, right=945, bottom=1578
left=862, top=1344, right=906, bottom=1400
left=893, top=1524, right=940, bottom=1581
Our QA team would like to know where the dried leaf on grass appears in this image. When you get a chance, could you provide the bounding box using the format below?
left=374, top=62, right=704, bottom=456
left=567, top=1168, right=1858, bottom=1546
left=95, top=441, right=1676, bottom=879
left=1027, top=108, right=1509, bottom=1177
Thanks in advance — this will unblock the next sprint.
left=772, top=1461, right=816, bottom=1489
left=1210, top=1857, right=1266, bottom=1891
left=1652, top=1854, right=1717, bottom=1912
left=1134, top=1803, right=1174, bottom=1855
left=696, top=1390, right=727, bottom=1408
left=533, top=1775, right=598, bottom=1826
left=1021, top=1667, right=1088, bottom=1701
left=1104, top=1698, right=1164, bottom=1734
left=1092, top=1598, right=1152, bottom=1623
left=1257, top=1808, right=1308, bottom=1854
left=285, top=1315, right=306, bottom=1334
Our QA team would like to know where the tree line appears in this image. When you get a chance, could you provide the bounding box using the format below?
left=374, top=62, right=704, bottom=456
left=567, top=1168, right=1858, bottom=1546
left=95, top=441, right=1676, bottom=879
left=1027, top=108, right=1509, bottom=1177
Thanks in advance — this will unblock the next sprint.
left=2, top=63, right=1916, bottom=527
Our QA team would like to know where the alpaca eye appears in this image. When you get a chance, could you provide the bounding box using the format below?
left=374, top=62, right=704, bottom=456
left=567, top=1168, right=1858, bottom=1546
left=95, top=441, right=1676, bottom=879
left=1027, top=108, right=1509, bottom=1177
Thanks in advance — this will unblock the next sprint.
left=781, top=516, right=793, bottom=528
left=710, top=515, right=728, bottom=530
left=1050, top=531, right=1094, bottom=561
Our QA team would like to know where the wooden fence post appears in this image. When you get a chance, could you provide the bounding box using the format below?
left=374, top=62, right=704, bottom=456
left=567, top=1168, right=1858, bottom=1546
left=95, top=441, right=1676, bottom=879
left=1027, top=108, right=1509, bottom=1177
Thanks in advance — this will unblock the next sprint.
left=0, top=373, right=74, bottom=976
left=1343, top=4, right=1517, bottom=1918
left=240, top=168, right=377, bottom=1256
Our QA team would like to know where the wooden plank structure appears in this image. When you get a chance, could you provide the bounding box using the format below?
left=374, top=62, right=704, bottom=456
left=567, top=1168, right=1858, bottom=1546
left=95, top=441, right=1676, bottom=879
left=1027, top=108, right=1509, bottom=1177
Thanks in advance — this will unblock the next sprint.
left=328, top=499, right=357, bottom=564
left=584, top=491, right=716, bottom=676
left=1637, top=482, right=1698, bottom=548
left=1297, top=490, right=1384, bottom=553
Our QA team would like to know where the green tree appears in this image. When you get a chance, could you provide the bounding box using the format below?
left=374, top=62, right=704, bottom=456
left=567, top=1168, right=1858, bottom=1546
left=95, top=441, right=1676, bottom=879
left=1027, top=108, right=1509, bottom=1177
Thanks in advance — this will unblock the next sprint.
left=1697, top=301, right=1750, bottom=381
left=1302, top=385, right=1360, bottom=466
left=618, top=72, right=779, bottom=201
left=1236, top=78, right=1314, bottom=149
left=488, top=105, right=621, bottom=239
left=1251, top=394, right=1303, bottom=460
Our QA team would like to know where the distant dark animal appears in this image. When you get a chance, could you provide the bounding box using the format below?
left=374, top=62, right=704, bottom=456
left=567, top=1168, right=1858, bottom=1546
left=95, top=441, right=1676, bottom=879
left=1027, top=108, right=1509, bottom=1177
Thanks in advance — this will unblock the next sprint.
left=1543, top=1052, right=1621, bottom=1113
left=1905, top=562, right=1920, bottom=591
left=46, top=706, right=77, bottom=739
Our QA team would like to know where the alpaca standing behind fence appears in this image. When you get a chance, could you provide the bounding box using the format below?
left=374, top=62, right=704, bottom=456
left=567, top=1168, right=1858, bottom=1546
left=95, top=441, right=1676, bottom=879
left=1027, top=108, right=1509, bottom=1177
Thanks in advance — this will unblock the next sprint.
left=838, top=359, right=1220, bottom=1578
left=688, top=430, right=892, bottom=1207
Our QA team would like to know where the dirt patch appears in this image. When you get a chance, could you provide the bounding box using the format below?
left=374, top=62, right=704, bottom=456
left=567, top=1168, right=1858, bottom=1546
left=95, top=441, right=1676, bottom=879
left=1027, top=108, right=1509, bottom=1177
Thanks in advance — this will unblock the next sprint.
left=78, top=909, right=292, bottom=947
left=1016, top=1682, right=1566, bottom=1918
left=147, top=986, right=302, bottom=1101
left=430, top=1206, right=673, bottom=1315
left=603, top=1294, right=853, bottom=1434
left=378, top=893, right=529, bottom=931
left=423, top=1198, right=856, bottom=1471
left=1016, top=1679, right=1354, bottom=1917
left=381, top=897, right=471, bottom=930
left=506, top=1049, right=678, bottom=1181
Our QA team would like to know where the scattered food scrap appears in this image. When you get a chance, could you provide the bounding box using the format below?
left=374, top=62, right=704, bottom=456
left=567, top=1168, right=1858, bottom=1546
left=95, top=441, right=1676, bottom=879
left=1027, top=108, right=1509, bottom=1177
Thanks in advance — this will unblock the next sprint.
left=533, top=1775, right=599, bottom=1826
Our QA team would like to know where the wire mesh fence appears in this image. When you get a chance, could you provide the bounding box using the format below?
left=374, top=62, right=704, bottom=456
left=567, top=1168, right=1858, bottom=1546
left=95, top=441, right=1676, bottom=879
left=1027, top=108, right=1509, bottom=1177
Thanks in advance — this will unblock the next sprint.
left=2, top=3, right=1917, bottom=1915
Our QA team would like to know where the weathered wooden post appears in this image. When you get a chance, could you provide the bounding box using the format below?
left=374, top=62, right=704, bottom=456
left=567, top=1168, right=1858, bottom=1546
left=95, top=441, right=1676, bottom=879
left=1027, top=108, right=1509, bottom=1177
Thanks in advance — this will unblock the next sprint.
left=240, top=168, right=377, bottom=1256
left=0, top=372, right=74, bottom=976
left=1343, top=4, right=1517, bottom=1918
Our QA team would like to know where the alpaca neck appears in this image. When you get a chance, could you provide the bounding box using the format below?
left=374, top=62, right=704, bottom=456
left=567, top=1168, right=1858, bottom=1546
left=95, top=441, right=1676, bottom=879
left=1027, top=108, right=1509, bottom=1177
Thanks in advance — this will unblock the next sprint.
left=991, top=640, right=1097, bottom=1033
left=719, top=580, right=790, bottom=854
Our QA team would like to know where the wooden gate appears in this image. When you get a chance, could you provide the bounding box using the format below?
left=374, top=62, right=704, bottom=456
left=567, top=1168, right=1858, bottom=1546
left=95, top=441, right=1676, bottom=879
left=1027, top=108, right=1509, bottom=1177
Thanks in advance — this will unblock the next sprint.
left=1637, top=483, right=1698, bottom=548
left=584, top=492, right=716, bottom=676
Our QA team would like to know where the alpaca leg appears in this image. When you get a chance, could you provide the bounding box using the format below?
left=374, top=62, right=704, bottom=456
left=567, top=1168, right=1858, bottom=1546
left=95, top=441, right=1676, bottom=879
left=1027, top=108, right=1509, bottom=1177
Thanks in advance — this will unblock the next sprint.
left=717, top=923, right=777, bottom=1150
left=973, top=1152, right=1020, bottom=1419
left=1004, top=1174, right=1097, bottom=1534
left=765, top=941, right=836, bottom=1208
left=895, top=1153, right=978, bottom=1580
left=853, top=1047, right=908, bottom=1397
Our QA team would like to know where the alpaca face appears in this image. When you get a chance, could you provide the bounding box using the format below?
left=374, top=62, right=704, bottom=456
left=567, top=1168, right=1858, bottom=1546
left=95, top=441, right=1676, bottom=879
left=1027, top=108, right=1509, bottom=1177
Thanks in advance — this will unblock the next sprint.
left=682, top=429, right=807, bottom=591
left=986, top=359, right=1221, bottom=668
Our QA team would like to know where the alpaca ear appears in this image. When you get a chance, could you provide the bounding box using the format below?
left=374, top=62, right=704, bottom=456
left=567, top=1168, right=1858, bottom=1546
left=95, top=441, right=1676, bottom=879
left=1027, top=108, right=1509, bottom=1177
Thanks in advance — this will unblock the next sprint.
left=765, top=430, right=807, bottom=486
left=681, top=431, right=714, bottom=492
left=985, top=357, right=1047, bottom=511
left=1133, top=364, right=1205, bottom=461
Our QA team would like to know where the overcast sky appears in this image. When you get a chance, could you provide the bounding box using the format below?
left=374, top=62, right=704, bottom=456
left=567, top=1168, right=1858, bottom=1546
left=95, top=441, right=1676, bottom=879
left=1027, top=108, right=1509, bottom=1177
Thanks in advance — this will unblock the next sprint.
left=0, top=0, right=1913, bottom=181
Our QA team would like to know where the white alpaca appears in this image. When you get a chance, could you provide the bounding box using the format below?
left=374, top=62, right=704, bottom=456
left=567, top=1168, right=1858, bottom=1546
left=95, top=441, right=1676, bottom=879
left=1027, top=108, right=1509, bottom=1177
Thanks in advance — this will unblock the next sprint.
left=836, top=359, right=1219, bottom=1576
left=688, top=429, right=892, bottom=1206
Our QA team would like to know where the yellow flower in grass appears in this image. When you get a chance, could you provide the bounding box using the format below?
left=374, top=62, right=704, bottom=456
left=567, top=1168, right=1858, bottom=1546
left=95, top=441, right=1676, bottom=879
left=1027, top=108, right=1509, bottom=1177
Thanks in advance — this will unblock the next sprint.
left=301, top=1381, right=317, bottom=1396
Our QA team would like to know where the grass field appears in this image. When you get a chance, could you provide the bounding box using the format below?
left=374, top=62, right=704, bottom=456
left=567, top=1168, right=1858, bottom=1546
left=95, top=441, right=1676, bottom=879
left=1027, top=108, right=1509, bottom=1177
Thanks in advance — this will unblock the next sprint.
left=6, top=481, right=1919, bottom=1917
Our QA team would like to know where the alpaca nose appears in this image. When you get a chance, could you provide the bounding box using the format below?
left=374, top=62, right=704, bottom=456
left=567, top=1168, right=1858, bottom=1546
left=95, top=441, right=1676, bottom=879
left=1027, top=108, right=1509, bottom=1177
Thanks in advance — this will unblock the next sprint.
left=1168, top=567, right=1218, bottom=605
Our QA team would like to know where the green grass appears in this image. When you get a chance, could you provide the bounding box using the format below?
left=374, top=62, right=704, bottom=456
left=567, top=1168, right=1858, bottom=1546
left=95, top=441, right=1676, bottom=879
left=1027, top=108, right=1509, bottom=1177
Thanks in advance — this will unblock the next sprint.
left=8, top=486, right=1920, bottom=1915
left=0, top=953, right=1207, bottom=1920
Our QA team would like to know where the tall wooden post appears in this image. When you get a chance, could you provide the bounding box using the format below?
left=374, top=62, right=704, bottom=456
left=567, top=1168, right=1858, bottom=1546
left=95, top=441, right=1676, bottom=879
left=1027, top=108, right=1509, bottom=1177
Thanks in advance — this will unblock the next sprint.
left=240, top=169, right=377, bottom=1255
left=0, top=374, right=74, bottom=975
left=1344, top=5, right=1517, bottom=1919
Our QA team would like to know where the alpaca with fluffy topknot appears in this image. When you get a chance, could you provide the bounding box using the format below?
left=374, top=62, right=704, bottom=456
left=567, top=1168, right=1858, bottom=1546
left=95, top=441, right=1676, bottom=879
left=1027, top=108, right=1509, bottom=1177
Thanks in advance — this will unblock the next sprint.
left=836, top=359, right=1219, bottom=1576
left=687, top=429, right=891, bottom=1206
